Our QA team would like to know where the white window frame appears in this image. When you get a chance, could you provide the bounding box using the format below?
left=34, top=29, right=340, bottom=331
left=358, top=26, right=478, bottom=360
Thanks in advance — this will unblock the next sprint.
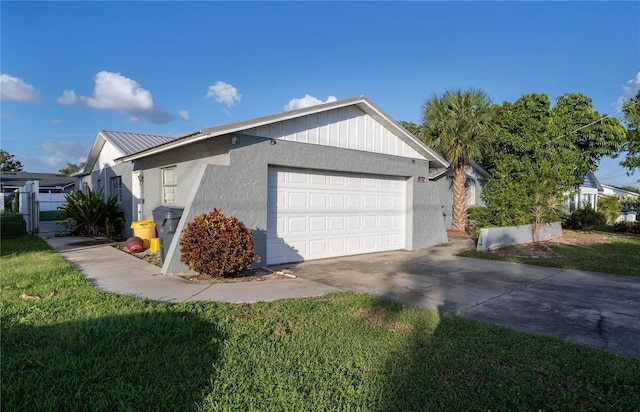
left=161, top=166, right=177, bottom=204
left=110, top=176, right=122, bottom=206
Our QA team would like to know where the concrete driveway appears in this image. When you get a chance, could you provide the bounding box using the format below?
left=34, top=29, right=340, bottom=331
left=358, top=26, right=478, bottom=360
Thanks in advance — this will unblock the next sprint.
left=284, top=239, right=640, bottom=360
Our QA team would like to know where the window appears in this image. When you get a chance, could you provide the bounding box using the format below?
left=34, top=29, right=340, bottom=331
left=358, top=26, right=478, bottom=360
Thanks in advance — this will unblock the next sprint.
left=110, top=176, right=122, bottom=206
left=466, top=181, right=476, bottom=206
left=162, top=166, right=177, bottom=204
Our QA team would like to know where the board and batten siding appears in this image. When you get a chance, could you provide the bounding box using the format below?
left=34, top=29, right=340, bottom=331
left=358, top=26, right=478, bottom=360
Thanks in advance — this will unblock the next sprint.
left=246, top=105, right=423, bottom=160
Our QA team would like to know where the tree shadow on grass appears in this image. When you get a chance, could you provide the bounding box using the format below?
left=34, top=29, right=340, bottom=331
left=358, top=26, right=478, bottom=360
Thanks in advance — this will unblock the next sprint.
left=2, top=309, right=224, bottom=411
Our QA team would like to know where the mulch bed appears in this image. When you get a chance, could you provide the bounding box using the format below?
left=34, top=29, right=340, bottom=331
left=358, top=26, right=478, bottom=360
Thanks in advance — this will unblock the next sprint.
left=112, top=242, right=294, bottom=284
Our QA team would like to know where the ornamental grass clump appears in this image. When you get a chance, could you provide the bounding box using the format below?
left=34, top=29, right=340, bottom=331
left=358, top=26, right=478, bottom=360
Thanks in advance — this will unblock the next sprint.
left=179, top=208, right=260, bottom=277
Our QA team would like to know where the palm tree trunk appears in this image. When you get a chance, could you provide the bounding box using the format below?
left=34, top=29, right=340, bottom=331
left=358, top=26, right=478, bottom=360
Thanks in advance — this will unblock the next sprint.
left=451, top=161, right=467, bottom=232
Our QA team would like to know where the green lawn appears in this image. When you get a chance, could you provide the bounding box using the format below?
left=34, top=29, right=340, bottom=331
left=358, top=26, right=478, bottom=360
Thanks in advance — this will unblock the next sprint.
left=2, top=236, right=639, bottom=411
left=459, top=231, right=640, bottom=277
left=39, top=210, right=65, bottom=221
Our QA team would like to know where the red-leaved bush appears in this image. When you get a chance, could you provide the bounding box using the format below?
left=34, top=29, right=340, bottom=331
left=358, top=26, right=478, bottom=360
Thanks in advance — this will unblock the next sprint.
left=179, top=208, right=260, bottom=277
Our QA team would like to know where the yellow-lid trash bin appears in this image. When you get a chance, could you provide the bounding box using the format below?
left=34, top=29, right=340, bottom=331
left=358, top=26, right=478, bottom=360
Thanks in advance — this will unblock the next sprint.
left=130, top=220, right=156, bottom=249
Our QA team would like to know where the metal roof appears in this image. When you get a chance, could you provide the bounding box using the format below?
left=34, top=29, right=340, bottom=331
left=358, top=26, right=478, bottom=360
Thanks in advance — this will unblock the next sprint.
left=99, top=130, right=176, bottom=156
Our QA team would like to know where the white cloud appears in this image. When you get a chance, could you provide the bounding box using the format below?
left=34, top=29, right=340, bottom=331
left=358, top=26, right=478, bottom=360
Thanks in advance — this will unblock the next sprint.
left=81, top=71, right=153, bottom=111
left=615, top=72, right=640, bottom=111
left=179, top=110, right=192, bottom=121
left=79, top=71, right=172, bottom=124
left=39, top=141, right=91, bottom=170
left=0, top=74, right=42, bottom=103
left=284, top=94, right=337, bottom=111
left=206, top=81, right=241, bottom=107
left=57, top=90, right=77, bottom=105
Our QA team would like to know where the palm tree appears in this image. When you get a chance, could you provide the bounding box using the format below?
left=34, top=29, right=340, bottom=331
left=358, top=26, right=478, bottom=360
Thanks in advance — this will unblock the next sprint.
left=422, top=89, right=495, bottom=232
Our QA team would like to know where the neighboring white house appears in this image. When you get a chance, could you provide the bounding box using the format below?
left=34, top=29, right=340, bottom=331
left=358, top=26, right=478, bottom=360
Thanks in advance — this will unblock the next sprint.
left=600, top=184, right=640, bottom=201
left=567, top=172, right=602, bottom=212
left=76, top=130, right=178, bottom=236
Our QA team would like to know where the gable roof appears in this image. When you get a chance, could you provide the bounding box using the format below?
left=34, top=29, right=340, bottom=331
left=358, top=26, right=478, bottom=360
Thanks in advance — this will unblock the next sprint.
left=1, top=171, right=75, bottom=191
left=116, top=96, right=449, bottom=169
left=78, top=130, right=176, bottom=176
left=429, top=161, right=493, bottom=180
left=583, top=171, right=603, bottom=191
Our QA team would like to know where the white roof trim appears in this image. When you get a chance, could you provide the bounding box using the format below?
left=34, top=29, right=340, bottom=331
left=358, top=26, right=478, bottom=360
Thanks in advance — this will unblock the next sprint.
left=116, top=96, right=449, bottom=168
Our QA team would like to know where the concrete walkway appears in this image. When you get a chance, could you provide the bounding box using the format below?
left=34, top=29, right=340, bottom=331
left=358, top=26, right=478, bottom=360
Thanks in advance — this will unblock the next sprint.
left=38, top=221, right=640, bottom=360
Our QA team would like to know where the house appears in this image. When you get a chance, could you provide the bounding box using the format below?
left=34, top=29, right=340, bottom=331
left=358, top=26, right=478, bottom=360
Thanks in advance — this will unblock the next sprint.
left=1, top=171, right=75, bottom=194
left=567, top=172, right=602, bottom=212
left=431, top=162, right=492, bottom=228
left=1, top=171, right=76, bottom=214
left=81, top=96, right=451, bottom=275
left=76, top=130, right=177, bottom=233
left=600, top=183, right=640, bottom=201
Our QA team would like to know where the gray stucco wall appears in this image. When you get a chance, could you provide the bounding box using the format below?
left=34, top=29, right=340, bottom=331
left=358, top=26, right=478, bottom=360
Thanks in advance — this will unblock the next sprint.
left=433, top=170, right=486, bottom=229
left=132, top=137, right=230, bottom=221
left=155, top=134, right=447, bottom=275
left=476, top=221, right=562, bottom=252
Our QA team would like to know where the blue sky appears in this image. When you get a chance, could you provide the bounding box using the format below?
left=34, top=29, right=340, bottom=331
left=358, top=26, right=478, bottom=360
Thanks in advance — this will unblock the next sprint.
left=2, top=1, right=639, bottom=188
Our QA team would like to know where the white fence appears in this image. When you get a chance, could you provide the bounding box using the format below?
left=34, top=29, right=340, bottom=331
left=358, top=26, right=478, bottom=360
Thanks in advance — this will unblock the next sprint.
left=2, top=181, right=69, bottom=234
left=39, top=191, right=67, bottom=212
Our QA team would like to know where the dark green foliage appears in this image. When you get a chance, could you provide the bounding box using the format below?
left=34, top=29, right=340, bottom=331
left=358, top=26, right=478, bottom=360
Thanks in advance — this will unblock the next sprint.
left=39, top=210, right=65, bottom=221
left=482, top=93, right=626, bottom=230
left=614, top=221, right=640, bottom=234
left=563, top=206, right=606, bottom=230
left=621, top=90, right=640, bottom=173
left=180, top=208, right=260, bottom=277
left=0, top=149, right=24, bottom=172
left=466, top=206, right=496, bottom=237
left=58, top=188, right=123, bottom=237
left=0, top=214, right=27, bottom=238
left=597, top=196, right=622, bottom=224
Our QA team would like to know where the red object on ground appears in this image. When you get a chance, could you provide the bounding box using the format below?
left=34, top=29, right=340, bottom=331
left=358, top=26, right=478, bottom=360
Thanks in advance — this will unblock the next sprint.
left=125, top=237, right=144, bottom=253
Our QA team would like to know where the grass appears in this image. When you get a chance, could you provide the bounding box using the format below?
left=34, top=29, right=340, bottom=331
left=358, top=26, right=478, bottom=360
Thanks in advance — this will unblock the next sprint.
left=459, top=230, right=640, bottom=277
left=2, top=236, right=640, bottom=411
left=39, top=210, right=65, bottom=221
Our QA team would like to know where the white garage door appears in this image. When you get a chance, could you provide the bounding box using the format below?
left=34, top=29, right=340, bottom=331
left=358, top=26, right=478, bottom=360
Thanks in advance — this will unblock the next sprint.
left=267, top=167, right=407, bottom=265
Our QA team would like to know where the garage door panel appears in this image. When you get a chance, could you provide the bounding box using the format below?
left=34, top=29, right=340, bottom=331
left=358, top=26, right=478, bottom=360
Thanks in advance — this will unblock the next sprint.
left=310, top=193, right=326, bottom=208
left=309, top=216, right=327, bottom=232
left=267, top=167, right=406, bottom=265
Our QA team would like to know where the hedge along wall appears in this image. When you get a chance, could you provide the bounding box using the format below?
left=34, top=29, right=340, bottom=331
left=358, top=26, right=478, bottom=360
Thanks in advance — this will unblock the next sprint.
left=476, top=222, right=562, bottom=252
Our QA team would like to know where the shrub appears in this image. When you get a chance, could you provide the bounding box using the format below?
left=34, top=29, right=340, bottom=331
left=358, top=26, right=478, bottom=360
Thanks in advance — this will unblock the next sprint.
left=563, top=206, right=606, bottom=230
left=0, top=214, right=27, bottom=238
left=613, top=221, right=640, bottom=234
left=59, top=188, right=123, bottom=238
left=597, top=196, right=622, bottom=225
left=466, top=206, right=495, bottom=237
left=179, top=208, right=260, bottom=277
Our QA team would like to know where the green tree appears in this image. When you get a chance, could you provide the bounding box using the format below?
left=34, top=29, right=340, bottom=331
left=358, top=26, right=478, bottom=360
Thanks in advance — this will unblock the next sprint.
left=421, top=88, right=496, bottom=231
left=482, top=94, right=573, bottom=232
left=621, top=90, right=640, bottom=173
left=0, top=150, right=24, bottom=172
left=622, top=186, right=640, bottom=194
left=398, top=120, right=423, bottom=137
left=59, top=161, right=86, bottom=175
left=482, top=93, right=627, bottom=233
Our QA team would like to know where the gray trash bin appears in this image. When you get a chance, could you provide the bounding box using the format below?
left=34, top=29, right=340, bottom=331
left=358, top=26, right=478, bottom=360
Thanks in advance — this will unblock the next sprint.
left=152, top=205, right=184, bottom=263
